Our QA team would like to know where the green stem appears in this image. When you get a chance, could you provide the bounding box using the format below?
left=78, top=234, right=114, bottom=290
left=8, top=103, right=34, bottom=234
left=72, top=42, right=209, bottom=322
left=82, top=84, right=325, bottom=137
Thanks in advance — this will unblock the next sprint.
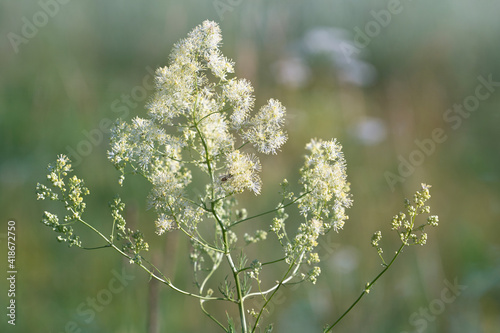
left=229, top=252, right=247, bottom=333
left=201, top=299, right=228, bottom=332
left=76, top=215, right=224, bottom=302
left=82, top=245, right=112, bottom=250
left=237, top=257, right=286, bottom=274
left=243, top=252, right=303, bottom=301
left=200, top=255, right=224, bottom=294
left=178, top=223, right=225, bottom=254
left=196, top=107, right=231, bottom=124
left=249, top=255, right=300, bottom=333
left=231, top=192, right=310, bottom=227
left=323, top=216, right=416, bottom=332
left=214, top=207, right=248, bottom=333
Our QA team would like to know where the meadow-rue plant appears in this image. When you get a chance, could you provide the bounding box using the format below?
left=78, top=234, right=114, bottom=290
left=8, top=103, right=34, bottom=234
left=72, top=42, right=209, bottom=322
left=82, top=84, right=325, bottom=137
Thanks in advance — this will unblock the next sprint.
left=36, top=21, right=439, bottom=332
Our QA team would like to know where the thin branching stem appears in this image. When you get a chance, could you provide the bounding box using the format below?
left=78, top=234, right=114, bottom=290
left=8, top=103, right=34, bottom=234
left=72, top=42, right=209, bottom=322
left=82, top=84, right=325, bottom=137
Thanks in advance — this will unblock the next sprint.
left=237, top=257, right=286, bottom=274
left=323, top=215, right=417, bottom=332
left=201, top=299, right=228, bottom=332
left=249, top=252, right=304, bottom=332
left=231, top=192, right=311, bottom=227
left=244, top=252, right=303, bottom=301
left=211, top=205, right=248, bottom=333
left=75, top=214, right=225, bottom=302
left=178, top=223, right=224, bottom=254
left=200, top=255, right=224, bottom=295
left=82, top=245, right=112, bottom=250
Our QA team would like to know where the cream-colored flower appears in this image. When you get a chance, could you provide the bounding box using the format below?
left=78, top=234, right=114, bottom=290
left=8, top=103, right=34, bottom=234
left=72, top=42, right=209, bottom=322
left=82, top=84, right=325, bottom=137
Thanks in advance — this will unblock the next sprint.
left=298, top=138, right=352, bottom=232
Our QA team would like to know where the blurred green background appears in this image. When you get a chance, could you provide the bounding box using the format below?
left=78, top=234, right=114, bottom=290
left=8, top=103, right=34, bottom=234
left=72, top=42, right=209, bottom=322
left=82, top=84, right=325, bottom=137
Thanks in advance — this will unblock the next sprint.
left=1, top=0, right=500, bottom=332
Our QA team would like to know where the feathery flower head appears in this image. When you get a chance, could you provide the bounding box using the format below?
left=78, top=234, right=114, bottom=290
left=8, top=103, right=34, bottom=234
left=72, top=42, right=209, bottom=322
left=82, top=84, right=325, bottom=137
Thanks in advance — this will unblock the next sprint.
left=298, top=138, right=352, bottom=232
left=223, top=150, right=262, bottom=195
left=243, top=98, right=287, bottom=154
left=108, top=20, right=288, bottom=234
left=223, top=78, right=255, bottom=128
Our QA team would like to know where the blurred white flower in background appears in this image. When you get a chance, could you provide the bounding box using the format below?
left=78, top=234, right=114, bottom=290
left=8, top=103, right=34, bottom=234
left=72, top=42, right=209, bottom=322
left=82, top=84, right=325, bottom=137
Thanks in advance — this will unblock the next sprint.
left=273, top=27, right=376, bottom=88
left=329, top=246, right=359, bottom=275
left=272, top=57, right=311, bottom=89
left=349, top=117, right=387, bottom=146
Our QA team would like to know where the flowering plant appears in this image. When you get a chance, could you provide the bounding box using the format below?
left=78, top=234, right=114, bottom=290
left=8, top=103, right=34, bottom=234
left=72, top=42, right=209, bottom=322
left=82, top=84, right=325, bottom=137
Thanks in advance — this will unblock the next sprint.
left=36, top=21, right=438, bottom=332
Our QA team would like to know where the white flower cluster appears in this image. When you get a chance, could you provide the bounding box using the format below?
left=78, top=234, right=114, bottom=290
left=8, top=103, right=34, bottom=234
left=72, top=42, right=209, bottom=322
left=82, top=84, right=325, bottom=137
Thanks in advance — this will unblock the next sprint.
left=107, top=21, right=287, bottom=235
left=298, top=138, right=353, bottom=232
left=223, top=78, right=254, bottom=128
left=224, top=150, right=262, bottom=194
left=242, top=99, right=287, bottom=154
left=275, top=139, right=352, bottom=283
